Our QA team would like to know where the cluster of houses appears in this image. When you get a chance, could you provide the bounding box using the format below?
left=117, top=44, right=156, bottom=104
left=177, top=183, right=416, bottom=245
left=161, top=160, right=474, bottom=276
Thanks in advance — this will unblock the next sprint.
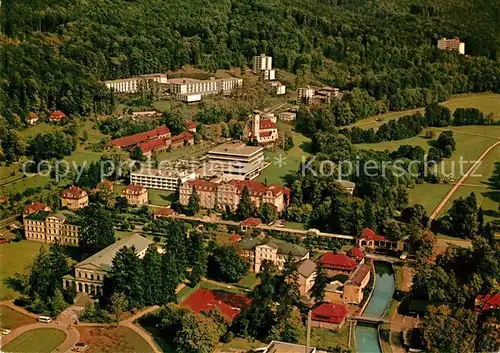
left=25, top=110, right=66, bottom=125
left=106, top=121, right=196, bottom=157
left=297, top=85, right=341, bottom=105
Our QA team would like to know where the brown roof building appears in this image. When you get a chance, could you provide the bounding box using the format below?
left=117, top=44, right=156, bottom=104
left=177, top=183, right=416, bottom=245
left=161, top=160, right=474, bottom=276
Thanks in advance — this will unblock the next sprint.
left=122, top=184, right=148, bottom=205
left=62, top=185, right=89, bottom=210
left=50, top=110, right=66, bottom=122
left=23, top=202, right=51, bottom=217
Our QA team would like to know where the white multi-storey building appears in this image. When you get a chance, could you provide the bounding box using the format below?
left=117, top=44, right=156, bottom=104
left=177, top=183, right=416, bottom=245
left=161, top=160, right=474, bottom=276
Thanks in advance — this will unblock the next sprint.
left=253, top=54, right=273, bottom=73
left=130, top=168, right=196, bottom=191
left=104, top=74, right=167, bottom=93
left=200, top=142, right=268, bottom=181
left=169, top=77, right=242, bottom=102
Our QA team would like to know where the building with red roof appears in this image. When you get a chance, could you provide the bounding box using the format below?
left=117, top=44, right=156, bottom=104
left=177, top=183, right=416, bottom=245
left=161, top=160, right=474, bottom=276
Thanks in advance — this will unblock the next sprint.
left=347, top=246, right=365, bottom=261
left=107, top=126, right=171, bottom=149
left=179, top=178, right=290, bottom=213
left=23, top=202, right=51, bottom=217
left=136, top=137, right=170, bottom=157
left=50, top=110, right=65, bottom=122
left=475, top=293, right=500, bottom=312
left=153, top=207, right=175, bottom=219
left=122, top=184, right=148, bottom=205
left=248, top=113, right=279, bottom=144
left=320, top=252, right=357, bottom=272
left=26, top=112, right=39, bottom=125
left=240, top=217, right=262, bottom=231
left=170, top=131, right=194, bottom=150
left=180, top=289, right=251, bottom=322
left=357, top=228, right=406, bottom=252
left=184, top=120, right=197, bottom=132
left=61, top=185, right=89, bottom=210
left=311, top=303, right=349, bottom=331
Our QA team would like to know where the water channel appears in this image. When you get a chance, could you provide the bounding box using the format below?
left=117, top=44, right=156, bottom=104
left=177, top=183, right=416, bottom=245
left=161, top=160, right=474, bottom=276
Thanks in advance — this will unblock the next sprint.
left=355, top=261, right=395, bottom=353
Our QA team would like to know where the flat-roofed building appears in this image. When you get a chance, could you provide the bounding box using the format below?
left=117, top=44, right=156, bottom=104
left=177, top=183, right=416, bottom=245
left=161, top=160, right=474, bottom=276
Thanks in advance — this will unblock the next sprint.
left=131, top=167, right=196, bottom=191
left=24, top=210, right=79, bottom=246
left=253, top=54, right=273, bottom=73
left=169, top=77, right=242, bottom=99
left=62, top=234, right=152, bottom=296
left=437, top=37, right=465, bottom=55
left=104, top=74, right=167, bottom=93
left=278, top=112, right=296, bottom=121
left=297, top=86, right=315, bottom=104
left=201, top=142, right=268, bottom=181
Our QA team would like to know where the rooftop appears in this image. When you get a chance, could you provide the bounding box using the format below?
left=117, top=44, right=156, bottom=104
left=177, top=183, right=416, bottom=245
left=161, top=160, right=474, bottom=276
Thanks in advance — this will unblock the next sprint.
left=208, top=142, right=263, bottom=157
left=312, top=302, right=349, bottom=324
left=168, top=77, right=201, bottom=84
left=359, top=228, right=386, bottom=241
left=23, top=201, right=50, bottom=214
left=239, top=237, right=261, bottom=251
left=107, top=126, right=170, bottom=148
left=78, top=234, right=152, bottom=271
left=62, top=185, right=87, bottom=199
left=346, top=264, right=371, bottom=286
left=261, top=238, right=309, bottom=257
left=122, top=184, right=147, bottom=195
left=241, top=217, right=262, bottom=227
left=320, top=252, right=357, bottom=271
left=347, top=246, right=365, bottom=260
left=476, top=292, right=500, bottom=312
left=297, top=259, right=317, bottom=278
left=261, top=341, right=316, bottom=353
left=180, top=289, right=251, bottom=321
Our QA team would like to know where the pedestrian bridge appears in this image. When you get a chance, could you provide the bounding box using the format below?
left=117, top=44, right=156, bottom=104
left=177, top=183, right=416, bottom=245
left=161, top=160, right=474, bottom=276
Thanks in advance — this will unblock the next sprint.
left=351, top=315, right=391, bottom=324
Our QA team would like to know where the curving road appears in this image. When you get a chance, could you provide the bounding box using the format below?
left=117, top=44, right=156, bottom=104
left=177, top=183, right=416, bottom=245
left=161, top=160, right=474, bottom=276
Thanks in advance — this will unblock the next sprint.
left=429, top=140, right=500, bottom=222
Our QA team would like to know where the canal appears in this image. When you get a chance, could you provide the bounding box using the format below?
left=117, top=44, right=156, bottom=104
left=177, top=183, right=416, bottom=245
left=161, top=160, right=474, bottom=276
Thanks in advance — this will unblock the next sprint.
left=355, top=261, right=395, bottom=353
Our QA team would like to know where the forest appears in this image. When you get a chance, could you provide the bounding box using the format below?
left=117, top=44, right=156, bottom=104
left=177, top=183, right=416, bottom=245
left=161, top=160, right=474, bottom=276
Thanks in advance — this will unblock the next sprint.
left=1, top=0, right=500, bottom=124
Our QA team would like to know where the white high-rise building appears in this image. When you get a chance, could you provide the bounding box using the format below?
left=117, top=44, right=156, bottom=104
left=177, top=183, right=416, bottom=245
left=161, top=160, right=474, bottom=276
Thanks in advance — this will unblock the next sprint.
left=253, top=54, right=273, bottom=74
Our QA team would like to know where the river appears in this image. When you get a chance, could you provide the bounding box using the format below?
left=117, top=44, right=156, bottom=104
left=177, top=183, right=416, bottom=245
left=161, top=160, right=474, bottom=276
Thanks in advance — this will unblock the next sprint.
left=355, top=261, right=395, bottom=353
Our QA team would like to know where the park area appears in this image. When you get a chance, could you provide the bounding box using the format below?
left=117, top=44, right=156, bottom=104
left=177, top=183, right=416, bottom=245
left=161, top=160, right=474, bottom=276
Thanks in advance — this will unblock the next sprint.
left=0, top=305, right=36, bottom=330
left=2, top=328, right=66, bottom=353
left=350, top=93, right=500, bottom=222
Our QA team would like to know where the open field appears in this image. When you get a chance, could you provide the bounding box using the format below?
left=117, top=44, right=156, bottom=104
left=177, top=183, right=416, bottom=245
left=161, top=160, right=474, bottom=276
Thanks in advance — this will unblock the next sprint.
left=77, top=326, right=155, bottom=353
left=0, top=305, right=36, bottom=329
left=3, top=328, right=66, bottom=353
left=148, top=189, right=175, bottom=206
left=349, top=93, right=500, bottom=129
left=221, top=337, right=265, bottom=351
left=437, top=185, right=499, bottom=222
left=257, top=121, right=312, bottom=186
left=300, top=325, right=351, bottom=351
left=0, top=241, right=45, bottom=299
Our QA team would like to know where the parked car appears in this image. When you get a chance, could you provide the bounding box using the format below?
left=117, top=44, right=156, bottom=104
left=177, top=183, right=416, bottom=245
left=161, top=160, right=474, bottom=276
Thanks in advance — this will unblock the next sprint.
left=2, top=329, right=11, bottom=335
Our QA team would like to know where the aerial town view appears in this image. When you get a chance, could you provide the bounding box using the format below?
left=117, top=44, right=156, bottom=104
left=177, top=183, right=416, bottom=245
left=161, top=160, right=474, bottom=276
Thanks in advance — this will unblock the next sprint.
left=0, top=1, right=499, bottom=353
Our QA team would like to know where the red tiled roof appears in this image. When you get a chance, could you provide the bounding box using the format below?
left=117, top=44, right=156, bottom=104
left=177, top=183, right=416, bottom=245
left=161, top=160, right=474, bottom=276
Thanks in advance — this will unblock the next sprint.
left=62, top=185, right=87, bottom=199
left=184, top=120, right=197, bottom=130
left=187, top=179, right=217, bottom=191
left=108, top=126, right=171, bottom=148
left=259, top=131, right=273, bottom=137
left=312, top=303, right=349, bottom=324
left=50, top=110, right=65, bottom=120
left=122, top=184, right=147, bottom=195
left=26, top=112, right=39, bottom=120
left=97, top=180, right=113, bottom=190
left=320, top=252, right=357, bottom=271
left=260, top=119, right=277, bottom=130
left=476, top=293, right=500, bottom=312
left=23, top=202, right=50, bottom=215
left=231, top=234, right=242, bottom=243
left=171, top=131, right=194, bottom=143
left=359, top=228, right=386, bottom=241
left=155, top=208, right=175, bottom=217
left=241, top=218, right=262, bottom=227
left=347, top=246, right=365, bottom=261
left=137, top=137, right=168, bottom=153
left=180, top=289, right=251, bottom=321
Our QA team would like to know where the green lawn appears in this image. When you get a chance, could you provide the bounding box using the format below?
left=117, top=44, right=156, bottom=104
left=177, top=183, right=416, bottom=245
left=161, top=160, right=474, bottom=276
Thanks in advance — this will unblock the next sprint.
left=3, top=328, right=66, bottom=353
left=0, top=241, right=45, bottom=300
left=349, top=93, right=500, bottom=129
left=437, top=185, right=499, bottom=222
left=408, top=183, right=453, bottom=214
left=237, top=273, right=259, bottom=289
left=257, top=121, right=312, bottom=186
left=221, top=337, right=265, bottom=351
left=0, top=305, right=36, bottom=329
left=20, top=123, right=60, bottom=138
left=300, top=325, right=351, bottom=351
left=148, top=189, right=175, bottom=206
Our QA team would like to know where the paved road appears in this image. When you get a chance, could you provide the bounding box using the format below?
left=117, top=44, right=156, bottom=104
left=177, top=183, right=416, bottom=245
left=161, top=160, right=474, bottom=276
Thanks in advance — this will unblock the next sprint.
left=429, top=140, right=500, bottom=221
left=119, top=305, right=162, bottom=353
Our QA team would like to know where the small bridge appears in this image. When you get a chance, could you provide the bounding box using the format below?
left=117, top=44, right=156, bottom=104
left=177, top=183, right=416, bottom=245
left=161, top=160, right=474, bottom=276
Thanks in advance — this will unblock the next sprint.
left=351, top=315, right=390, bottom=324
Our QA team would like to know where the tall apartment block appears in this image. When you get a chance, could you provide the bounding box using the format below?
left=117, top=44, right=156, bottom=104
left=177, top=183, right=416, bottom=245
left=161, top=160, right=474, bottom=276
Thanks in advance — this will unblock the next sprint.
left=253, top=54, right=275, bottom=81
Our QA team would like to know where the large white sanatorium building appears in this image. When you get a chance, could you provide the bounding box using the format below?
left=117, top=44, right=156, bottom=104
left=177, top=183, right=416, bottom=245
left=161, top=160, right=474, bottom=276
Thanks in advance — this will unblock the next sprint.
left=168, top=77, right=243, bottom=102
left=130, top=168, right=196, bottom=191
left=104, top=74, right=167, bottom=93
left=200, top=142, right=268, bottom=181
